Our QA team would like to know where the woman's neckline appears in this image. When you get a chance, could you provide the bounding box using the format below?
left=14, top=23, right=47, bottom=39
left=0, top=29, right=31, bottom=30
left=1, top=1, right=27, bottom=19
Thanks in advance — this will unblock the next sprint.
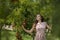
left=37, top=22, right=45, bottom=24
left=37, top=22, right=42, bottom=24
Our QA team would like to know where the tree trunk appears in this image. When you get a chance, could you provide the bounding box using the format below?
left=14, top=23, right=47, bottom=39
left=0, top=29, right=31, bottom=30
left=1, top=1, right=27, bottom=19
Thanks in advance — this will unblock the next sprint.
left=16, top=32, right=23, bottom=40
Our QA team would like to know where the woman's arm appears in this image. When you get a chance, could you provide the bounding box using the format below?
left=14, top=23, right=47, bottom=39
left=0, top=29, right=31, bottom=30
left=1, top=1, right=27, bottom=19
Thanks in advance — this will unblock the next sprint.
left=46, top=23, right=52, bottom=33
left=22, top=23, right=35, bottom=34
left=46, top=24, right=51, bottom=30
left=29, top=23, right=35, bottom=33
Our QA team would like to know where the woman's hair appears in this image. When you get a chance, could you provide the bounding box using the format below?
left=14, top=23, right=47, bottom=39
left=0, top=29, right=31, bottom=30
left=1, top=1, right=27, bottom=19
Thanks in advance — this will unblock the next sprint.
left=34, top=14, right=44, bottom=25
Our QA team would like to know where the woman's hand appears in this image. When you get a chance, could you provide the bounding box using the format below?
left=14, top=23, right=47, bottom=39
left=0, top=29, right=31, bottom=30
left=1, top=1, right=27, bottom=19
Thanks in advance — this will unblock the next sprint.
left=22, top=19, right=27, bottom=27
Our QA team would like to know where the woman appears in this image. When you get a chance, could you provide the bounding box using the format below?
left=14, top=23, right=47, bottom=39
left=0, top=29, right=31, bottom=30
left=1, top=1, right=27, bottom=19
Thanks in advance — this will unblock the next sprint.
left=22, top=14, right=51, bottom=40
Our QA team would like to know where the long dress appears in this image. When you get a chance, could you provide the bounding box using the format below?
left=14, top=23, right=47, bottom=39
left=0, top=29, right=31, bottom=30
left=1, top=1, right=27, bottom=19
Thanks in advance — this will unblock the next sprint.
left=34, top=22, right=47, bottom=40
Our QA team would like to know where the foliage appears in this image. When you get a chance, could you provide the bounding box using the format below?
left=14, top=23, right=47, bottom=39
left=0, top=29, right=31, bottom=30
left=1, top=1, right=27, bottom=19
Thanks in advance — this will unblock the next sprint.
left=0, top=0, right=60, bottom=40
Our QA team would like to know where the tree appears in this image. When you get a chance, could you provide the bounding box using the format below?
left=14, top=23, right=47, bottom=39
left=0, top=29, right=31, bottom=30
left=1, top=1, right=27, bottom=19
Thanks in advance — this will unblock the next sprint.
left=0, top=0, right=55, bottom=40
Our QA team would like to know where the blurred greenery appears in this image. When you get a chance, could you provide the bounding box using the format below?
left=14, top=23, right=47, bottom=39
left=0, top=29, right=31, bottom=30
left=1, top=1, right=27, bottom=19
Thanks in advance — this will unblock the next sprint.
left=0, top=0, right=60, bottom=40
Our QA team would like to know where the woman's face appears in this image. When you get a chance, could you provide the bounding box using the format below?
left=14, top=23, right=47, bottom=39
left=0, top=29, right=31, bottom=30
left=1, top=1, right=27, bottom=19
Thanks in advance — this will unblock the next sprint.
left=36, top=14, right=41, bottom=21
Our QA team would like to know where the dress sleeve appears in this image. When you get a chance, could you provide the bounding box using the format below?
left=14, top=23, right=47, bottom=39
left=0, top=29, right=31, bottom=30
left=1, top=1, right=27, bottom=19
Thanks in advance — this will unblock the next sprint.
left=43, top=22, right=47, bottom=26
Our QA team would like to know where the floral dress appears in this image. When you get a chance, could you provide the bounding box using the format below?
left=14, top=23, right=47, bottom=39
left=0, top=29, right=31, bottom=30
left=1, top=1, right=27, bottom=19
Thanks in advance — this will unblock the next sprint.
left=34, top=22, right=47, bottom=40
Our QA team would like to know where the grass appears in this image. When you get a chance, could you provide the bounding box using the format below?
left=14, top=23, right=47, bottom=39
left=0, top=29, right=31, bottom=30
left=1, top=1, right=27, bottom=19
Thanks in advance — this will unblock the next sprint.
left=1, top=29, right=60, bottom=40
left=1, top=29, right=33, bottom=40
